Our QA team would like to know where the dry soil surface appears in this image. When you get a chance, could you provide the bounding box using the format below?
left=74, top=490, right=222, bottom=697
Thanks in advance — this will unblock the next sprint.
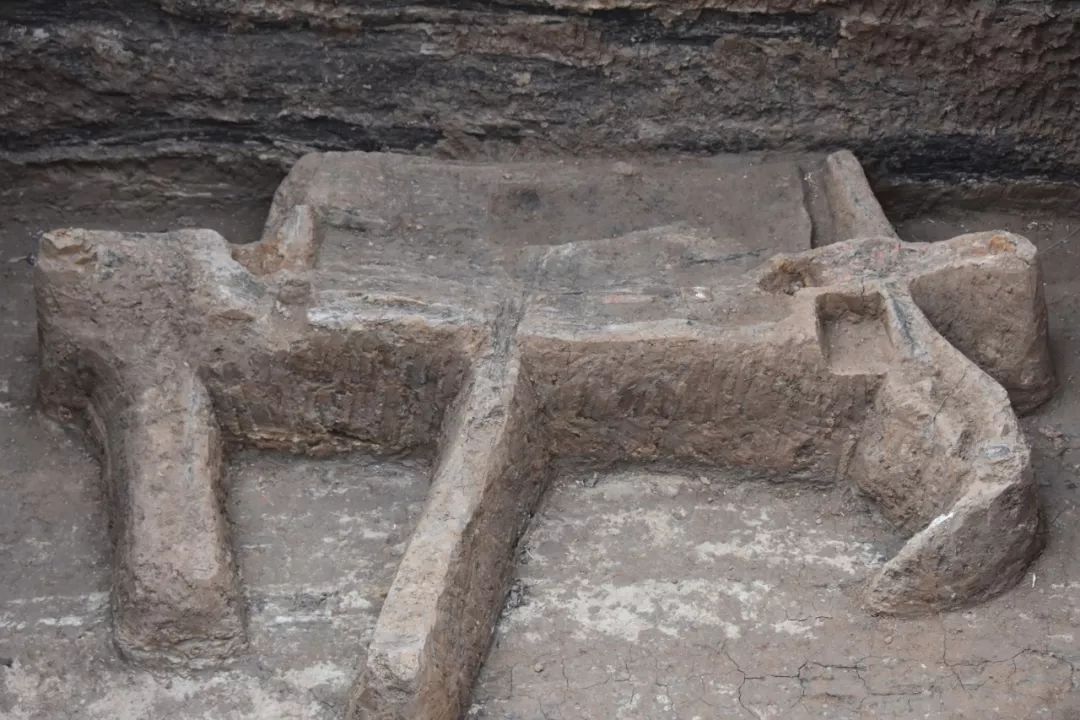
left=1, top=189, right=1079, bottom=720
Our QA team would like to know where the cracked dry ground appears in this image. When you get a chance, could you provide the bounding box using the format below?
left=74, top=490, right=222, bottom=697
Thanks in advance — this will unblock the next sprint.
left=1, top=196, right=1079, bottom=720
left=470, top=472, right=1071, bottom=719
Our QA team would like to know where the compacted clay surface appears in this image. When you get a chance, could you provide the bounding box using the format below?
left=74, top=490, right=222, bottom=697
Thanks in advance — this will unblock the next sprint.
left=2, top=152, right=1075, bottom=720
left=472, top=469, right=1068, bottom=720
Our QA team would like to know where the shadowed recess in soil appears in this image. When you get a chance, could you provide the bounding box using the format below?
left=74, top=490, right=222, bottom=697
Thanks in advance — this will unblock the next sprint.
left=228, top=451, right=431, bottom=711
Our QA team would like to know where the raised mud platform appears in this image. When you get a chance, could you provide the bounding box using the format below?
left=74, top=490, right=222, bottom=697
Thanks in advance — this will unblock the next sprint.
left=32, top=151, right=1054, bottom=719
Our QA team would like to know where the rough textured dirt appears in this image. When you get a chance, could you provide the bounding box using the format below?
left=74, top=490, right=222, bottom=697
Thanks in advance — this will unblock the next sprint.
left=472, top=471, right=904, bottom=719
left=0, top=445, right=429, bottom=720
left=468, top=205, right=1080, bottom=719
left=1, top=196, right=427, bottom=718
left=3, top=1, right=1080, bottom=183
left=472, top=467, right=1075, bottom=719
left=2, top=168, right=1080, bottom=719
left=42, top=151, right=971, bottom=720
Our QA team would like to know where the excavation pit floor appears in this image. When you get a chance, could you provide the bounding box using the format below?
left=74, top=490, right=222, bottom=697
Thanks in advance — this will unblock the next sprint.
left=0, top=445, right=428, bottom=720
left=2, top=162, right=1079, bottom=719
left=471, top=461, right=1079, bottom=719
left=0, top=395, right=429, bottom=720
left=472, top=469, right=903, bottom=720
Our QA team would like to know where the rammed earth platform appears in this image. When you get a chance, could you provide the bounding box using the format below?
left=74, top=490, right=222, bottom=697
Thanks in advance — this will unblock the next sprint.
left=31, top=151, right=1054, bottom=719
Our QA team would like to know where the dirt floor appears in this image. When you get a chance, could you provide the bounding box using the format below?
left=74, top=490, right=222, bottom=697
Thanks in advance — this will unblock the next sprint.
left=0, top=198, right=428, bottom=719
left=1, top=173, right=1079, bottom=719
left=470, top=471, right=903, bottom=719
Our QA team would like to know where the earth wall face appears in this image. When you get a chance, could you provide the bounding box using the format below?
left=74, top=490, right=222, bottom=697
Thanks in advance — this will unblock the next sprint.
left=2, top=1, right=1079, bottom=183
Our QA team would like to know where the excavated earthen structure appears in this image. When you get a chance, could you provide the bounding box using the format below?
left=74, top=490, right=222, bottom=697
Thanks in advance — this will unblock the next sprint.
left=34, top=151, right=1054, bottom=720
